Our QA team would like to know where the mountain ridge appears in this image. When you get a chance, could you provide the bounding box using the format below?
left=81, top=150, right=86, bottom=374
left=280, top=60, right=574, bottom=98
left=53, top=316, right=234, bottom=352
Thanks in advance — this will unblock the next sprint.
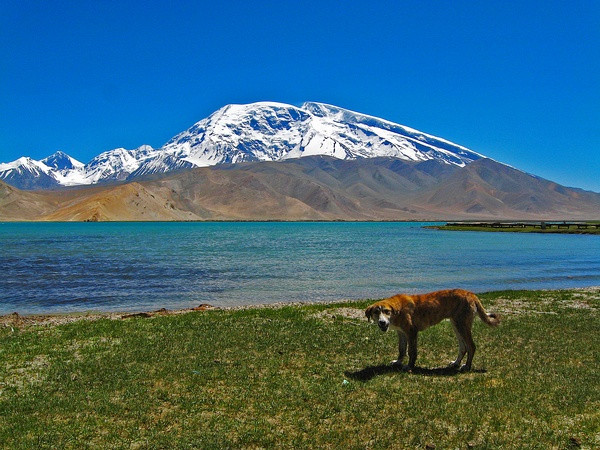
left=0, top=101, right=486, bottom=190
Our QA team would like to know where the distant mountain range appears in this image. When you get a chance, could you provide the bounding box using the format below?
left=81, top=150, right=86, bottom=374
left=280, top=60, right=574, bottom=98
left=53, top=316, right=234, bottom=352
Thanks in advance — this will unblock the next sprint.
left=2, top=156, right=599, bottom=221
left=1, top=102, right=483, bottom=190
left=1, top=101, right=598, bottom=221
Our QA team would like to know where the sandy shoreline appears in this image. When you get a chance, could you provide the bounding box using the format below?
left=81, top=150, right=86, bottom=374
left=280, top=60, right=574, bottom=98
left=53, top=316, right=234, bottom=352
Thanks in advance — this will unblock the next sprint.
left=2, top=286, right=599, bottom=329
left=0, top=300, right=349, bottom=328
left=0, top=303, right=216, bottom=329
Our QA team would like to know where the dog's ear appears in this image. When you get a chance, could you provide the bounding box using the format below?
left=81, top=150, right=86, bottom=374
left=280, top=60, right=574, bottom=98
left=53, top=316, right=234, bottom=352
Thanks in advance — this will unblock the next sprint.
left=365, top=306, right=373, bottom=322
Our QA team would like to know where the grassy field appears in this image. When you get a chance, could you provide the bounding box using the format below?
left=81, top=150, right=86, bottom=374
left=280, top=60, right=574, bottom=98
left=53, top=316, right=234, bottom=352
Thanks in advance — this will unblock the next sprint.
left=427, top=223, right=600, bottom=235
left=1, top=289, right=599, bottom=448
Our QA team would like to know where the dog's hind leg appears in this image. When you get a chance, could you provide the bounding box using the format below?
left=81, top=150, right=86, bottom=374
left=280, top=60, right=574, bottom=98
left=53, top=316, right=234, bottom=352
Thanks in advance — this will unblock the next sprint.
left=459, top=318, right=476, bottom=372
left=391, top=331, right=407, bottom=366
left=449, top=319, right=467, bottom=368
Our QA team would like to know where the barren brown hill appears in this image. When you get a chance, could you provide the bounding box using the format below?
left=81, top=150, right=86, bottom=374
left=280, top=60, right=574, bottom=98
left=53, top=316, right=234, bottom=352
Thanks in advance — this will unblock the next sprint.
left=1, top=157, right=599, bottom=221
left=43, top=182, right=200, bottom=221
left=417, top=158, right=600, bottom=218
left=0, top=179, right=59, bottom=220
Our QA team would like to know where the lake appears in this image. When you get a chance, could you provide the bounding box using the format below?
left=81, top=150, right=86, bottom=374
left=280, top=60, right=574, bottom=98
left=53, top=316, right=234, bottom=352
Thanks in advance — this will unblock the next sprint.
left=1, top=221, right=599, bottom=315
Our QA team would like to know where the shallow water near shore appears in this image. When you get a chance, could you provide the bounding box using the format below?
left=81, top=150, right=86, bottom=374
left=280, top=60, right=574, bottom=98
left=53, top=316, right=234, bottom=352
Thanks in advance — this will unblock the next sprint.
left=1, top=221, right=599, bottom=315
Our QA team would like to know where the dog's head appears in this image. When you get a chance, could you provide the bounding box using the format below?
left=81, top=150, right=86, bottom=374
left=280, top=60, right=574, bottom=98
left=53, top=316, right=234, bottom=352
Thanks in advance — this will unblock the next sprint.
left=365, top=301, right=394, bottom=332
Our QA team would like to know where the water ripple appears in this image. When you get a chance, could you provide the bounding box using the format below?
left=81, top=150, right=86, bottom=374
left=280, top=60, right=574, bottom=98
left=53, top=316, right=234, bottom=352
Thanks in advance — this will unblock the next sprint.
left=1, top=222, right=599, bottom=314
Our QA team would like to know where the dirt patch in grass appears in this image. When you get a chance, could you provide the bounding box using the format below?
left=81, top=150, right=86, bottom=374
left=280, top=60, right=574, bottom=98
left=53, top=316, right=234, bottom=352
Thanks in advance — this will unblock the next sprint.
left=491, top=298, right=560, bottom=315
left=489, top=287, right=600, bottom=316
left=311, top=307, right=365, bottom=322
left=1, top=354, right=50, bottom=393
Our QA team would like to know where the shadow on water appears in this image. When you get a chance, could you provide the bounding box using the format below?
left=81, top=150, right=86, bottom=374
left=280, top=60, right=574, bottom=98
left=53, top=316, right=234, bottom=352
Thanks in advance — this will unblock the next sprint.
left=345, top=364, right=487, bottom=381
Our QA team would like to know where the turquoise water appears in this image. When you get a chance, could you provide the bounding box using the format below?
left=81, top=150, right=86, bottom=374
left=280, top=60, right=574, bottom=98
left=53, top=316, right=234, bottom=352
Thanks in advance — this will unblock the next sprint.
left=1, top=221, right=599, bottom=314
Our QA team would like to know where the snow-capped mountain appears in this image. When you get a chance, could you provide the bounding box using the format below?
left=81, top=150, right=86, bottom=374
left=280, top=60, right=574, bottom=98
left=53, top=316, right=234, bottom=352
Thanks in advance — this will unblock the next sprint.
left=0, top=102, right=485, bottom=189
left=141, top=102, right=483, bottom=176
left=0, top=157, right=60, bottom=189
left=78, top=145, right=155, bottom=184
left=0, top=146, right=155, bottom=189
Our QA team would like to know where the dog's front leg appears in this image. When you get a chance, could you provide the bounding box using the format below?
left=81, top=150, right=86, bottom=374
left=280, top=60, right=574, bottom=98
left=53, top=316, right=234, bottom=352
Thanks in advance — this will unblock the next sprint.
left=391, top=331, right=407, bottom=366
left=406, top=329, right=418, bottom=370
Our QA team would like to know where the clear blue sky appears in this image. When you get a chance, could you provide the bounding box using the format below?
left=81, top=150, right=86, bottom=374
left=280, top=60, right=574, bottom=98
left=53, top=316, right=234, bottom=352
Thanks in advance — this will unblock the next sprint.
left=1, top=1, right=599, bottom=191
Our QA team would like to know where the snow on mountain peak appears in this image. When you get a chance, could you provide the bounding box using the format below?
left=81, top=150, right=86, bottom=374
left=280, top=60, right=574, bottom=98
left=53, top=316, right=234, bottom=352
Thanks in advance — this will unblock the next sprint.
left=1, top=102, right=486, bottom=189
left=42, top=151, right=84, bottom=170
left=0, top=156, right=50, bottom=174
left=75, top=145, right=157, bottom=185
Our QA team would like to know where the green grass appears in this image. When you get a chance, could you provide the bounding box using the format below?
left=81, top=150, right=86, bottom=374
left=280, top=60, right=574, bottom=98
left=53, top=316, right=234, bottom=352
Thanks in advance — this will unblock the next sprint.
left=1, top=289, right=599, bottom=448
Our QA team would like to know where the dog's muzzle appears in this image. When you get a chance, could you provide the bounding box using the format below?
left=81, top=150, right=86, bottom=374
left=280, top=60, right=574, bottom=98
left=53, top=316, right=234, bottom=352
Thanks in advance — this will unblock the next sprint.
left=378, top=320, right=389, bottom=332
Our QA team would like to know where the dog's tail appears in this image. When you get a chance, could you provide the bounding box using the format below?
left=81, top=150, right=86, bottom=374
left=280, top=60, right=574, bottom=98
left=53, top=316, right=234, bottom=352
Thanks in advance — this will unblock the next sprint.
left=470, top=292, right=500, bottom=327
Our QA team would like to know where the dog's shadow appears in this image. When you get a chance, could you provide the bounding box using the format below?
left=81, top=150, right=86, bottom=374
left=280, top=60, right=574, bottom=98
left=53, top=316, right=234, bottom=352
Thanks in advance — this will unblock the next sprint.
left=345, top=364, right=487, bottom=381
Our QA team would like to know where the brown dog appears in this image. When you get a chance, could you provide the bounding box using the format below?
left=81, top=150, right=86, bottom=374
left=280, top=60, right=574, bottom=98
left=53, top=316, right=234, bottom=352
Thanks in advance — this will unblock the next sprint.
left=365, top=289, right=499, bottom=371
